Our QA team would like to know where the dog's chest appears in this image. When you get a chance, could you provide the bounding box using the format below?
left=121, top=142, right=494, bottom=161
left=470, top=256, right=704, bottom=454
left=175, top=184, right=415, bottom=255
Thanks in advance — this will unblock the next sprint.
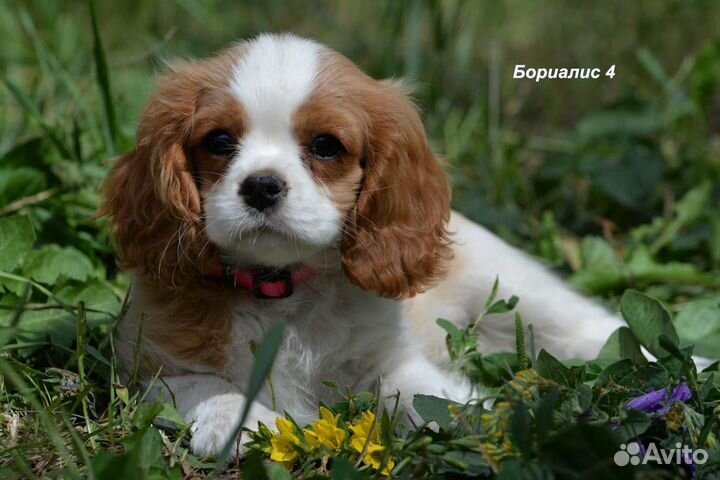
left=224, top=287, right=402, bottom=424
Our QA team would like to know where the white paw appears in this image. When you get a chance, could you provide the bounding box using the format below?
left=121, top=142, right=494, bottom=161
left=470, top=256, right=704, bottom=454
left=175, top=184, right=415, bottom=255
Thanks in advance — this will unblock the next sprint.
left=188, top=394, right=278, bottom=459
left=190, top=408, right=245, bottom=458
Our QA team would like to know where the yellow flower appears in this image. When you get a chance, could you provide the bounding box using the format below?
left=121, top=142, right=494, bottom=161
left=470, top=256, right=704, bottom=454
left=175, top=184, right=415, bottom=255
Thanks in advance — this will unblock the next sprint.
left=663, top=403, right=686, bottom=432
left=348, top=411, right=395, bottom=476
left=479, top=401, right=518, bottom=466
left=349, top=411, right=381, bottom=444
left=362, top=443, right=396, bottom=476
left=304, top=406, right=346, bottom=451
left=266, top=417, right=302, bottom=469
left=507, top=369, right=554, bottom=399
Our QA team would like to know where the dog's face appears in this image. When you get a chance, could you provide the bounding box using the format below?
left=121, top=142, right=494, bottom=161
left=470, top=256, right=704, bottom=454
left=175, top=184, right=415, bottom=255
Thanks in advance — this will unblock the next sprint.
left=199, top=37, right=364, bottom=267
left=102, top=34, right=451, bottom=298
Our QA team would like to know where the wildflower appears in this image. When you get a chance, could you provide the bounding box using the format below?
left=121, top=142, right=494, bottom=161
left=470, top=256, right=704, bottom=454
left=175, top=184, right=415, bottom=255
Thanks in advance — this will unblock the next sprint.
left=479, top=401, right=519, bottom=465
left=663, top=403, right=686, bottom=431
left=349, top=411, right=395, bottom=476
left=361, top=442, right=395, bottom=475
left=506, top=369, right=555, bottom=400
left=266, top=417, right=302, bottom=469
left=626, top=383, right=691, bottom=414
left=304, top=406, right=346, bottom=451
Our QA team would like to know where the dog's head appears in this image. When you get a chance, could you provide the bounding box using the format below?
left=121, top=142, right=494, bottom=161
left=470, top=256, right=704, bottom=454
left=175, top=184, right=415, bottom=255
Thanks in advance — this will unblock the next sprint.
left=101, top=34, right=451, bottom=298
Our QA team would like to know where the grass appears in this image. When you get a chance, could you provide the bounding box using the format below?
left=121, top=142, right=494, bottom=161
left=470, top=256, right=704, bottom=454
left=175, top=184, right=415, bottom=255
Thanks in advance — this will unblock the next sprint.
left=1, top=0, right=720, bottom=478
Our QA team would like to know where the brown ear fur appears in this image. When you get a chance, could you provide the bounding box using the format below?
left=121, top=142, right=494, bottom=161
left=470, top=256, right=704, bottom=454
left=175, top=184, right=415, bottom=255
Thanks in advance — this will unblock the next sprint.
left=99, top=66, right=221, bottom=287
left=341, top=81, right=452, bottom=299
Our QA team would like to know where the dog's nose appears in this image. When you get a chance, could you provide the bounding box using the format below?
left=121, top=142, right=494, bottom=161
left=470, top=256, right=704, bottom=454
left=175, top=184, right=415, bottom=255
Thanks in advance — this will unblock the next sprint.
left=239, top=174, right=287, bottom=211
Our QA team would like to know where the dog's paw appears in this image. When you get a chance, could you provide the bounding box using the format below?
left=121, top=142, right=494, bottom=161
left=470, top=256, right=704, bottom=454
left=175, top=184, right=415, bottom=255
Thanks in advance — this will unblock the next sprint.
left=190, top=409, right=244, bottom=458
left=188, top=394, right=278, bottom=459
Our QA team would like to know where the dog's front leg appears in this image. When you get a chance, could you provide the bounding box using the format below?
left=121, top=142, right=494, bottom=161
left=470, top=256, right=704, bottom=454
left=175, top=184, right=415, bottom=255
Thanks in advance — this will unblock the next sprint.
left=146, top=373, right=278, bottom=458
left=381, top=351, right=475, bottom=425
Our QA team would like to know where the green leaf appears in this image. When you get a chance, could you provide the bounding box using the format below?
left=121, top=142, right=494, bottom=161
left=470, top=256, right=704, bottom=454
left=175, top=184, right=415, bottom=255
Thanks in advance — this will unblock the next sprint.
left=123, top=427, right=165, bottom=472
left=620, top=289, right=679, bottom=358
left=91, top=426, right=166, bottom=478
left=0, top=215, right=35, bottom=272
left=510, top=401, right=532, bottom=457
left=596, top=359, right=635, bottom=387
left=570, top=268, right=625, bottom=293
left=536, top=349, right=570, bottom=385
left=615, top=364, right=668, bottom=391
left=539, top=424, right=632, bottom=479
left=22, top=245, right=94, bottom=285
left=332, top=457, right=371, bottom=479
left=241, top=450, right=270, bottom=480
left=0, top=307, right=76, bottom=348
left=473, top=352, right=519, bottom=387
left=577, top=108, right=664, bottom=140
left=441, top=451, right=491, bottom=476
left=0, top=167, right=48, bottom=206
left=219, top=321, right=286, bottom=462
left=594, top=152, right=663, bottom=208
left=596, top=327, right=647, bottom=365
left=637, top=48, right=672, bottom=90
left=413, top=394, right=454, bottom=429
left=486, top=295, right=519, bottom=315
left=483, top=276, right=501, bottom=310
left=266, top=463, right=292, bottom=480
left=56, top=281, right=121, bottom=326
left=650, top=182, right=712, bottom=254
left=615, top=409, right=651, bottom=443
left=675, top=298, right=720, bottom=359
left=515, top=313, right=528, bottom=370
left=436, top=318, right=465, bottom=360
left=569, top=237, right=623, bottom=293
left=576, top=384, right=593, bottom=410
left=534, top=389, right=560, bottom=440
left=626, top=247, right=711, bottom=287
left=579, top=236, right=621, bottom=272
left=155, top=403, right=188, bottom=429
left=132, top=402, right=164, bottom=430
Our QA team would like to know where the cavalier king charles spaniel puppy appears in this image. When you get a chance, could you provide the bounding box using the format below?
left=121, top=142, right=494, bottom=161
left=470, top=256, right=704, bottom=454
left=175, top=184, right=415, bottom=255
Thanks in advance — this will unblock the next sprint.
left=101, top=33, right=627, bottom=457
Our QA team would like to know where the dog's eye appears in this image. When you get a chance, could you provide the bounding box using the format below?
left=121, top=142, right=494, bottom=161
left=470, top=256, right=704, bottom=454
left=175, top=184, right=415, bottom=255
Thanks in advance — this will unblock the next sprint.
left=202, top=130, right=236, bottom=157
left=310, top=135, right=344, bottom=160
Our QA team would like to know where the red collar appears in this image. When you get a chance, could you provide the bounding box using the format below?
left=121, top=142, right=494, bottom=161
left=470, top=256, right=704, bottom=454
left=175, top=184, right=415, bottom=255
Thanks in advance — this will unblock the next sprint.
left=207, top=264, right=316, bottom=299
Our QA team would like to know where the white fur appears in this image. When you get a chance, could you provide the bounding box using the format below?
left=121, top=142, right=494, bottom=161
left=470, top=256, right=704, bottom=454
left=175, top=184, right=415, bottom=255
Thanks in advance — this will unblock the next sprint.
left=130, top=270, right=473, bottom=457
left=405, top=212, right=625, bottom=363
left=148, top=374, right=277, bottom=458
left=204, top=34, right=340, bottom=266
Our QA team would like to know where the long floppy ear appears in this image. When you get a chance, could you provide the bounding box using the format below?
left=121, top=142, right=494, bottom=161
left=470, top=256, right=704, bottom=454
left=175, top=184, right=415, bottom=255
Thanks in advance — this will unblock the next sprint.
left=99, top=70, right=217, bottom=286
left=341, top=80, right=452, bottom=299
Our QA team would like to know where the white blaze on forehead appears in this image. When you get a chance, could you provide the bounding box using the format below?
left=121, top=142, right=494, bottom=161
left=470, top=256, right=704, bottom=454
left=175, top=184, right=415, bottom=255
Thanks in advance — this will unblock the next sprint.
left=230, top=34, right=321, bottom=127
left=204, top=34, right=340, bottom=266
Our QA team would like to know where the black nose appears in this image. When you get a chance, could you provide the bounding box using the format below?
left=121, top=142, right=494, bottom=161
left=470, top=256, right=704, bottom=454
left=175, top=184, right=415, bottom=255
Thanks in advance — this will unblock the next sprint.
left=239, top=174, right=287, bottom=211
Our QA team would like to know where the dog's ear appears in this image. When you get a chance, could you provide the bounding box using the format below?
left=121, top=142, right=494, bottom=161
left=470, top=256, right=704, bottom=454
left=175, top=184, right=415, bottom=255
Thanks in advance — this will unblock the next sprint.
left=99, top=68, right=216, bottom=284
left=341, top=80, right=452, bottom=299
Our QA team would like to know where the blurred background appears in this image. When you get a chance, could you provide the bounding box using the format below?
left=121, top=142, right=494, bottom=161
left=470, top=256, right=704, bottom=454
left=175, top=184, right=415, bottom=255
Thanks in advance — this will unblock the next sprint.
left=1, top=1, right=719, bottom=353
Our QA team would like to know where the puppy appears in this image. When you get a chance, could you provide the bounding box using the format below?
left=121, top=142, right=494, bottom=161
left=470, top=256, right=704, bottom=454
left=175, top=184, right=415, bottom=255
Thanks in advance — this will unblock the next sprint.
left=101, top=33, right=625, bottom=457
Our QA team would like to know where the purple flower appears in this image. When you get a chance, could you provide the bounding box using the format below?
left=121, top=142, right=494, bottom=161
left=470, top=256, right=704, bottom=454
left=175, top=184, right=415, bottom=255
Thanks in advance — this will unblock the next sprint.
left=670, top=383, right=692, bottom=403
left=626, top=383, right=692, bottom=414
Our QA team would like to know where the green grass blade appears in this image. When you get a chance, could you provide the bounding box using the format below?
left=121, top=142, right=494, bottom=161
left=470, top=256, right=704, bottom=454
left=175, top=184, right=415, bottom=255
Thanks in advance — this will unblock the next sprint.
left=218, top=321, right=286, bottom=463
left=0, top=357, right=82, bottom=479
left=2, top=78, right=72, bottom=159
left=515, top=312, right=528, bottom=370
left=88, top=0, right=118, bottom=156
